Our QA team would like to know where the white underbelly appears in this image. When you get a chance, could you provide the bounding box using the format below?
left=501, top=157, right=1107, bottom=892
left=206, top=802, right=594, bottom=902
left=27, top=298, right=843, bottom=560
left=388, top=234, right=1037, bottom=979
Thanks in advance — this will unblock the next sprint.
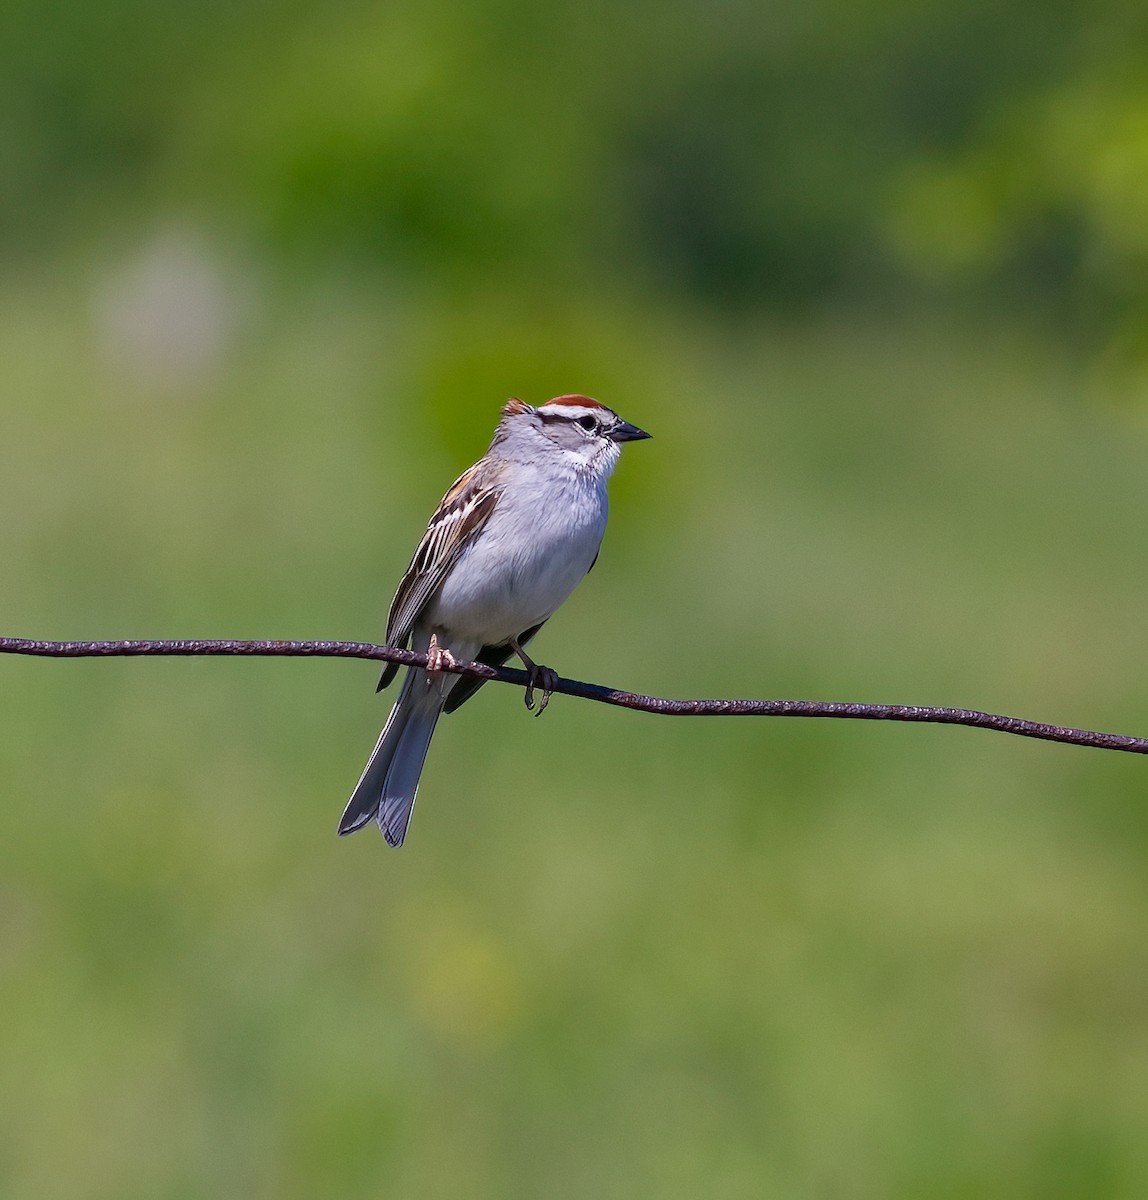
left=427, top=477, right=606, bottom=645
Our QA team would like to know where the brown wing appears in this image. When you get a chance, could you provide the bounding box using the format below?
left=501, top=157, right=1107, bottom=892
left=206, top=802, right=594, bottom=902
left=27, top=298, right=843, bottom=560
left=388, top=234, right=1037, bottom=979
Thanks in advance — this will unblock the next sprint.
left=376, top=463, right=503, bottom=691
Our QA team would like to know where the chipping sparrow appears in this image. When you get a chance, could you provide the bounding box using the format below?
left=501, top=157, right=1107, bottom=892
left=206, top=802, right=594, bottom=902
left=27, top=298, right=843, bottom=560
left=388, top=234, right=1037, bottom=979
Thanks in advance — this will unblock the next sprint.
left=339, top=395, right=650, bottom=847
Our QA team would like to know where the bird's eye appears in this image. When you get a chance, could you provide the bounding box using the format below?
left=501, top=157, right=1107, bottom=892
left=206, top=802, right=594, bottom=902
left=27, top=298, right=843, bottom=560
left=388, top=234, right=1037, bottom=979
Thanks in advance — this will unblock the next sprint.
left=576, top=415, right=598, bottom=432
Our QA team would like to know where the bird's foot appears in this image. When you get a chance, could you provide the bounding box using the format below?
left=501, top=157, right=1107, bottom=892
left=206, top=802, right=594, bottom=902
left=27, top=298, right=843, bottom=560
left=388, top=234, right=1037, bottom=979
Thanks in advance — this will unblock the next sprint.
left=524, top=663, right=559, bottom=715
left=425, top=633, right=457, bottom=676
left=508, top=636, right=558, bottom=714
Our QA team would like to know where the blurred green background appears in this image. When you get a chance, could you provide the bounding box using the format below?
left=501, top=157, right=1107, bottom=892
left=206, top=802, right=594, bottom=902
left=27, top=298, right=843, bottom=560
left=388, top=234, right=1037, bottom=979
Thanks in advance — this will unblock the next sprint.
left=2, top=0, right=1148, bottom=1196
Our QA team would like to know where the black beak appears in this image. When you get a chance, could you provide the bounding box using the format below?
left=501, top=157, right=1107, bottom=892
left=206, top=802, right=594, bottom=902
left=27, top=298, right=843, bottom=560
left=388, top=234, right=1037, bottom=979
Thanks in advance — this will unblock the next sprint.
left=611, top=420, right=651, bottom=443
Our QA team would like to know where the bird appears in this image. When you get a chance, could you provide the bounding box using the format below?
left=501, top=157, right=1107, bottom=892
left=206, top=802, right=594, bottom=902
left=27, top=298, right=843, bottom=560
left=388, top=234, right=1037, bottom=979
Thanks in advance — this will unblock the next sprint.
left=338, top=394, right=651, bottom=847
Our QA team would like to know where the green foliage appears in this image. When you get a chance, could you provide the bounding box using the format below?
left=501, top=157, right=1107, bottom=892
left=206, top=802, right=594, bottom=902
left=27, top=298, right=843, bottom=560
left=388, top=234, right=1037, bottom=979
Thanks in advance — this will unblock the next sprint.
left=5, top=0, right=1148, bottom=326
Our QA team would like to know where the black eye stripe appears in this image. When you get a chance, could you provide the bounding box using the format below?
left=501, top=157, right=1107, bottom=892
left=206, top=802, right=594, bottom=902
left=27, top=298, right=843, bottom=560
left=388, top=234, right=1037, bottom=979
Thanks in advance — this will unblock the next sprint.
left=537, top=410, right=602, bottom=429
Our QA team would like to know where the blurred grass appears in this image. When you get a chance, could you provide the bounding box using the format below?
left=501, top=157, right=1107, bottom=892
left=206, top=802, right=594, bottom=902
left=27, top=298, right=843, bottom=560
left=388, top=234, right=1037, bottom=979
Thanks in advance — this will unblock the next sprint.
left=1, top=259, right=1147, bottom=1198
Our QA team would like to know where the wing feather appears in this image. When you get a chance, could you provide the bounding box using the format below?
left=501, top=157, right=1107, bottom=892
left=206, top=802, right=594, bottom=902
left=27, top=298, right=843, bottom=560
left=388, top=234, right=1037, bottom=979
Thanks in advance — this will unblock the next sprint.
left=376, top=464, right=503, bottom=691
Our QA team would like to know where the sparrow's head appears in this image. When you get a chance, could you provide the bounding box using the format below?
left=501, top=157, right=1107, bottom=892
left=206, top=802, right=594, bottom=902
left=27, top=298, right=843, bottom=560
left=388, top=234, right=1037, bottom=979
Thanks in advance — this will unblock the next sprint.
left=497, top=394, right=650, bottom=473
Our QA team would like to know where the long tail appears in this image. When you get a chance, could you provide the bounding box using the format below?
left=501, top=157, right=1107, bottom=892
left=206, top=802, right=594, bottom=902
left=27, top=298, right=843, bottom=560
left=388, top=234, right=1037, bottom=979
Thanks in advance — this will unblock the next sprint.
left=338, top=668, right=445, bottom=847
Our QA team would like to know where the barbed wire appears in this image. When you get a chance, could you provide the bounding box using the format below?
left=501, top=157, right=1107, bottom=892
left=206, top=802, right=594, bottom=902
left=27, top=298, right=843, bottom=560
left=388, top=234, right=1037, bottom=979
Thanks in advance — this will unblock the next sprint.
left=2, top=636, right=1145, bottom=755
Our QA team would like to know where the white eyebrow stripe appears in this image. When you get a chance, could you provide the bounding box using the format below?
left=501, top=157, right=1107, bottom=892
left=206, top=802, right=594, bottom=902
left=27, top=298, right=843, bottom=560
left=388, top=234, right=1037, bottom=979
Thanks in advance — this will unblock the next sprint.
left=536, top=405, right=611, bottom=422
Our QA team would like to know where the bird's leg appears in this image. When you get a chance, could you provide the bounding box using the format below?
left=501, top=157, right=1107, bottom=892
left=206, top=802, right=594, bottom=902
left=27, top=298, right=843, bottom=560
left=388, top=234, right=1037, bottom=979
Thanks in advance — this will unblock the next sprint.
left=509, top=636, right=559, bottom=715
left=425, top=631, right=456, bottom=677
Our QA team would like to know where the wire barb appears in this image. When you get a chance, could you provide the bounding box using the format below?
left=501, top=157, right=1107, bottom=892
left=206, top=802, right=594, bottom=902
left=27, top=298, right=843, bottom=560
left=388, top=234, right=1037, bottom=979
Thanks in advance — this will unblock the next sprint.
left=1, top=635, right=1145, bottom=755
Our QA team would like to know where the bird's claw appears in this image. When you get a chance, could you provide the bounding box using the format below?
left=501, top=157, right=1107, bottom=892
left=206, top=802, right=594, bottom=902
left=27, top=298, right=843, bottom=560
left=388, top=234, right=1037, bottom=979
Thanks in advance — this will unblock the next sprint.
left=524, top=664, right=559, bottom=715
left=425, top=634, right=456, bottom=676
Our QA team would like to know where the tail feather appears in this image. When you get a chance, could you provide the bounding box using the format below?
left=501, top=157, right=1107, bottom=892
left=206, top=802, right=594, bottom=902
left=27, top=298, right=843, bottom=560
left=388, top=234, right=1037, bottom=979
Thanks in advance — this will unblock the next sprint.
left=337, top=702, right=407, bottom=835
left=376, top=701, right=441, bottom=847
left=338, top=670, right=443, bottom=844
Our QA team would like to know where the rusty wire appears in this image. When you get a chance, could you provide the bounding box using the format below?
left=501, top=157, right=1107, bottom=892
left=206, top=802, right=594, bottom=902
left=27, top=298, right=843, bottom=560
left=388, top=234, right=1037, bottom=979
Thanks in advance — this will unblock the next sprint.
left=1, top=635, right=1145, bottom=755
